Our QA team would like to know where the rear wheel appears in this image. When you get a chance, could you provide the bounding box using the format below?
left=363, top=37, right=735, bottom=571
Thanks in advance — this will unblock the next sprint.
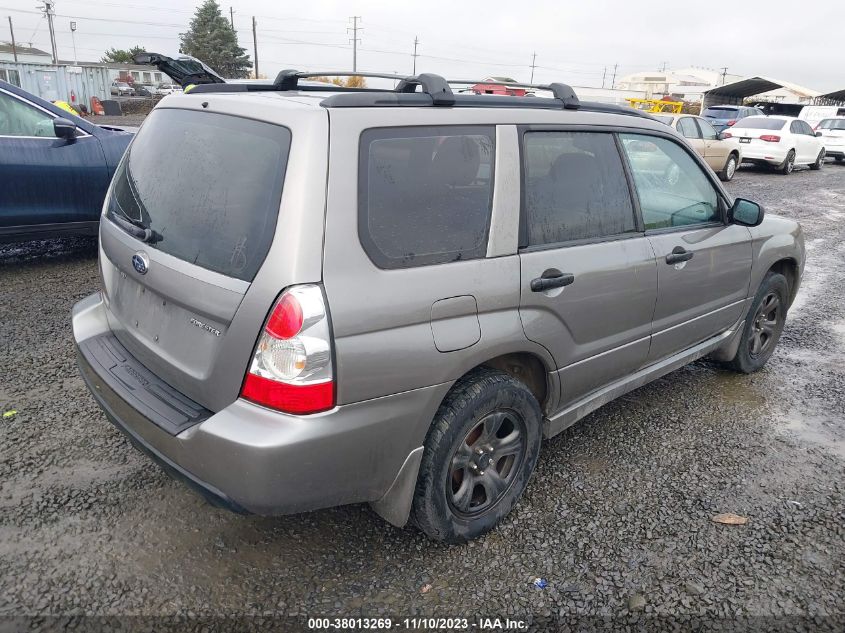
left=810, top=149, right=826, bottom=170
left=726, top=272, right=788, bottom=373
left=835, top=156, right=844, bottom=163
left=412, top=368, right=542, bottom=543
left=778, top=150, right=796, bottom=175
left=719, top=153, right=738, bottom=181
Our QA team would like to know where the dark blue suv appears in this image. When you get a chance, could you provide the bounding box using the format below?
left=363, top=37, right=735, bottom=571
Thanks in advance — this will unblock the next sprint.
left=0, top=80, right=134, bottom=242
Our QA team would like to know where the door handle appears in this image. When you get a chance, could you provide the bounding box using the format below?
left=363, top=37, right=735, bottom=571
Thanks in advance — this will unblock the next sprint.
left=530, top=269, right=575, bottom=292
left=665, top=246, right=694, bottom=265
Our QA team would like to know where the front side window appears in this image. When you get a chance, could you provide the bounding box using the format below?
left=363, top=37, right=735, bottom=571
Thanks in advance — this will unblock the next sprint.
left=620, top=134, right=720, bottom=230
left=359, top=126, right=494, bottom=268
left=696, top=118, right=718, bottom=140
left=0, top=90, right=54, bottom=137
left=522, top=131, right=636, bottom=245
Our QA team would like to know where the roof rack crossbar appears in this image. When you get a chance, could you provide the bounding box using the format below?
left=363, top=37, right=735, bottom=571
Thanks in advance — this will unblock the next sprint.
left=447, top=78, right=580, bottom=109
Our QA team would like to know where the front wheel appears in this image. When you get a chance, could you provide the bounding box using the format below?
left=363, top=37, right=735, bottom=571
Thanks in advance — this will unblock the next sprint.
left=778, top=150, right=796, bottom=175
left=719, top=153, right=738, bottom=181
left=412, top=368, right=542, bottom=543
left=726, top=272, right=789, bottom=373
left=810, top=149, right=825, bottom=170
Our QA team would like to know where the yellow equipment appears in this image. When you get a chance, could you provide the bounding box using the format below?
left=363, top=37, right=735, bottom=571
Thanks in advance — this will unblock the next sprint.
left=52, top=100, right=79, bottom=116
left=626, top=98, right=684, bottom=114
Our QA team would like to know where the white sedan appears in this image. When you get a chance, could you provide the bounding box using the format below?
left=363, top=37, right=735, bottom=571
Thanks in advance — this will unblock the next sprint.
left=725, top=116, right=825, bottom=174
left=816, top=117, right=845, bottom=163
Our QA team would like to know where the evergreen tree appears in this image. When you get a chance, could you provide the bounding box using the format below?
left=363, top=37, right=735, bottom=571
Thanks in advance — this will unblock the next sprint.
left=180, top=0, right=251, bottom=78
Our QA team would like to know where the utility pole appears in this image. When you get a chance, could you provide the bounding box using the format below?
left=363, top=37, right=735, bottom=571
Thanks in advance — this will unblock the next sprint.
left=229, top=7, right=234, bottom=30
left=602, top=66, right=607, bottom=89
left=611, top=63, right=618, bottom=89
left=412, top=35, right=419, bottom=75
left=720, top=66, right=728, bottom=85
left=348, top=16, right=361, bottom=72
left=252, top=16, right=259, bottom=78
left=7, top=16, right=17, bottom=62
left=42, top=1, right=58, bottom=64
left=529, top=51, right=537, bottom=84
left=659, top=61, right=668, bottom=72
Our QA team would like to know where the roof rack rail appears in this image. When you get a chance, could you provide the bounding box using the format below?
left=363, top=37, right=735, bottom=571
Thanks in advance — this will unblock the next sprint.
left=184, top=70, right=655, bottom=119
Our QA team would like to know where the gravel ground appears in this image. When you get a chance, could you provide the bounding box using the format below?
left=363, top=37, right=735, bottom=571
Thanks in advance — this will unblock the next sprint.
left=1, top=163, right=844, bottom=631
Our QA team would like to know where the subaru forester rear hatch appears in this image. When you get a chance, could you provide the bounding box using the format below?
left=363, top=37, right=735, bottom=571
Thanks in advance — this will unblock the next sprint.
left=98, top=102, right=303, bottom=412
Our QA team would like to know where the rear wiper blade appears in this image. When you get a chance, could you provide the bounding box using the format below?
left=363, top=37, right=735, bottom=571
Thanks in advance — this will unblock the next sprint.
left=110, top=214, right=161, bottom=244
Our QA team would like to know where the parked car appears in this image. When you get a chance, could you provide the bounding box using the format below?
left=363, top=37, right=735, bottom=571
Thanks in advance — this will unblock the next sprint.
left=701, top=105, right=763, bottom=133
left=725, top=116, right=826, bottom=174
left=110, top=81, right=135, bottom=97
left=73, top=70, right=804, bottom=543
left=0, top=80, right=134, bottom=242
left=134, top=84, right=155, bottom=97
left=156, top=83, right=183, bottom=96
left=653, top=113, right=742, bottom=181
left=815, top=117, right=845, bottom=162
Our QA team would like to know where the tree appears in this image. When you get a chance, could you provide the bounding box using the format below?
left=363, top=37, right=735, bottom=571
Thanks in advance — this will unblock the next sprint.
left=180, top=0, right=251, bottom=79
left=101, top=45, right=147, bottom=64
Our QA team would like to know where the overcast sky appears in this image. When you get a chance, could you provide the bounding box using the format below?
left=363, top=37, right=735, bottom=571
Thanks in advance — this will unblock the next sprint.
left=2, top=0, right=841, bottom=92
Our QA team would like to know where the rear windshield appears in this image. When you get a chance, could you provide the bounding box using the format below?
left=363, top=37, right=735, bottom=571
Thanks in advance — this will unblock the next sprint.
left=819, top=118, right=845, bottom=130
left=703, top=107, right=738, bottom=119
left=107, top=108, right=291, bottom=281
left=735, top=117, right=786, bottom=130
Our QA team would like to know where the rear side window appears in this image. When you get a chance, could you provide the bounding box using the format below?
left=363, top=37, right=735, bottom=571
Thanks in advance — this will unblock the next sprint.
left=359, top=126, right=494, bottom=268
left=107, top=108, right=291, bottom=281
left=521, top=131, right=636, bottom=246
left=676, top=117, right=699, bottom=139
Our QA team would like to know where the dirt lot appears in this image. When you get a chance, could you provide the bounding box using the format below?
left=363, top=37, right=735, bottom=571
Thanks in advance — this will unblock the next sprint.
left=1, top=164, right=843, bottom=631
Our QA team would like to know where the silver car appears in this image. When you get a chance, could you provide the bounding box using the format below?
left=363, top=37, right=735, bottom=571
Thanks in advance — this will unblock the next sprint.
left=73, top=72, right=805, bottom=543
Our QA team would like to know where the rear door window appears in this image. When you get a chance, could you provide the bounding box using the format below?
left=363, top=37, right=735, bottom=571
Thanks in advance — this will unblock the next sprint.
left=107, top=108, right=291, bottom=281
left=359, top=126, right=495, bottom=268
left=676, top=117, right=699, bottom=139
left=521, top=131, right=637, bottom=245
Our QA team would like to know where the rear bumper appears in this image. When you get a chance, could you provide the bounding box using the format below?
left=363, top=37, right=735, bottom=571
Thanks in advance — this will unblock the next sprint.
left=73, top=292, right=448, bottom=517
left=740, top=144, right=789, bottom=165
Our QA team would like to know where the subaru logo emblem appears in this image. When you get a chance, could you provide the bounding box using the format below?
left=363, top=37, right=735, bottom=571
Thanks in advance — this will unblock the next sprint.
left=132, top=252, right=149, bottom=275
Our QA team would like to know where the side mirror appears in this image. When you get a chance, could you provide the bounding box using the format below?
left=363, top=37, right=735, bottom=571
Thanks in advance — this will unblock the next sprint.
left=815, top=131, right=823, bottom=137
left=730, top=198, right=764, bottom=227
left=53, top=117, right=78, bottom=140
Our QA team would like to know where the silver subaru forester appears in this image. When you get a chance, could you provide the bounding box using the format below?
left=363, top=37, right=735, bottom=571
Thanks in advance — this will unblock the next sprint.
left=73, top=69, right=804, bottom=543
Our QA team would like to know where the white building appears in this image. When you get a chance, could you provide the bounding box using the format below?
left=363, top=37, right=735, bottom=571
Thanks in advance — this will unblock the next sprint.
left=0, top=41, right=52, bottom=64
left=616, top=66, right=818, bottom=103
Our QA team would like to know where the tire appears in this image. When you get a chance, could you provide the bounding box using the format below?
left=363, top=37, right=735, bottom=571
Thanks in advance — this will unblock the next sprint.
left=836, top=156, right=844, bottom=163
left=809, top=149, right=825, bottom=170
left=412, top=368, right=542, bottom=543
left=778, top=150, right=796, bottom=175
left=719, top=153, right=738, bottom=181
left=726, top=272, right=789, bottom=374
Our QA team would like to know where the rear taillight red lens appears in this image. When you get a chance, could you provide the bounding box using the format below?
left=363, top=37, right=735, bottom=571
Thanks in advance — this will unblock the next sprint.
left=722, top=132, right=733, bottom=138
left=760, top=135, right=781, bottom=142
left=240, top=285, right=334, bottom=414
left=727, top=120, right=737, bottom=126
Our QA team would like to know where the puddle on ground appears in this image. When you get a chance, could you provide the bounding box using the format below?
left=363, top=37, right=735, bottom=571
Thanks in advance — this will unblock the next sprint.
left=777, top=410, right=845, bottom=460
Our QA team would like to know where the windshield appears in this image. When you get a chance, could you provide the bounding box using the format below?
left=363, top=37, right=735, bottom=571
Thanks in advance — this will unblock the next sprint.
left=653, top=115, right=674, bottom=125
left=106, top=108, right=291, bottom=281
left=703, top=107, right=738, bottom=119
left=734, top=118, right=786, bottom=130
left=819, top=119, right=845, bottom=131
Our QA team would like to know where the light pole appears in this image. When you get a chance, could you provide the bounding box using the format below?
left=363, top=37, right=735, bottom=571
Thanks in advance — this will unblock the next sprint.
left=70, top=21, right=77, bottom=65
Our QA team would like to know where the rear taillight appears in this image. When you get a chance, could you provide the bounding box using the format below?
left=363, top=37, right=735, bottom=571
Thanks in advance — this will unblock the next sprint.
left=722, top=132, right=733, bottom=138
left=760, top=135, right=781, bottom=142
left=240, top=285, right=334, bottom=414
left=727, top=120, right=737, bottom=126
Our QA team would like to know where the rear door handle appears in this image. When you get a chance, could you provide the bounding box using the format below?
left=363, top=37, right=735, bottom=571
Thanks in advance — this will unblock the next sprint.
left=665, top=246, right=694, bottom=265
left=530, top=269, right=575, bottom=292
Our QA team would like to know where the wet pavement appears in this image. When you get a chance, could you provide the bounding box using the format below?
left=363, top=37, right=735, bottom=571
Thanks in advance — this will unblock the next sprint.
left=1, top=163, right=843, bottom=630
